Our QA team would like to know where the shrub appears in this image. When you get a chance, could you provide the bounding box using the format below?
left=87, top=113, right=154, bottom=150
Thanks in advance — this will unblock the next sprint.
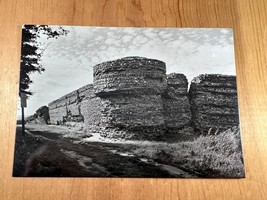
left=133, top=127, right=244, bottom=177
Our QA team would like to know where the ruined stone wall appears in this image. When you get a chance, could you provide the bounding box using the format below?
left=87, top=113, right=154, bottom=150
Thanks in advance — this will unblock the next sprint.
left=92, top=57, right=167, bottom=139
left=47, top=57, right=240, bottom=140
left=48, top=84, right=99, bottom=129
left=93, top=57, right=167, bottom=95
left=162, top=73, right=192, bottom=133
left=189, top=74, right=239, bottom=134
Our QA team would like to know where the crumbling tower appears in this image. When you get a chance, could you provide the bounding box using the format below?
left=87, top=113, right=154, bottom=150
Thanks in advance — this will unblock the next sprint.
left=92, top=56, right=167, bottom=139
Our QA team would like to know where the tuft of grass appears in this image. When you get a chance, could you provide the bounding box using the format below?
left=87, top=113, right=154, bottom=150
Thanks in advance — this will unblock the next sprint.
left=133, top=127, right=244, bottom=178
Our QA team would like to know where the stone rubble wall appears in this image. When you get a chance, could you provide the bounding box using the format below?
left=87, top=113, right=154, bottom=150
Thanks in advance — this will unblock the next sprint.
left=162, top=73, right=192, bottom=133
left=92, top=57, right=167, bottom=140
left=93, top=57, right=167, bottom=95
left=48, top=84, right=96, bottom=127
left=48, top=57, right=240, bottom=140
left=189, top=74, right=239, bottom=134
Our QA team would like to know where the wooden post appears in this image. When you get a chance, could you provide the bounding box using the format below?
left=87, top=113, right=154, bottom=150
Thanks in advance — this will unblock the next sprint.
left=21, top=93, right=27, bottom=136
left=21, top=107, right=25, bottom=136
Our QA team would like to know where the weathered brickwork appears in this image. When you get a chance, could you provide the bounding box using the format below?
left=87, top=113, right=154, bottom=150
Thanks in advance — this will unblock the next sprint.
left=162, top=73, right=192, bottom=133
left=93, top=57, right=167, bottom=96
left=92, top=57, right=167, bottom=139
left=48, top=84, right=97, bottom=130
left=48, top=57, right=239, bottom=139
left=189, top=74, right=239, bottom=134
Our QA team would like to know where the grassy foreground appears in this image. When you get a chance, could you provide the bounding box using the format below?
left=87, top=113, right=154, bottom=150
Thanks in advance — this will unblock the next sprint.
left=133, top=127, right=245, bottom=178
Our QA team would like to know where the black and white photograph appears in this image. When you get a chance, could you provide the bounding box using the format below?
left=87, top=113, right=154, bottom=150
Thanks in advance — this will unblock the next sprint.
left=13, top=25, right=245, bottom=178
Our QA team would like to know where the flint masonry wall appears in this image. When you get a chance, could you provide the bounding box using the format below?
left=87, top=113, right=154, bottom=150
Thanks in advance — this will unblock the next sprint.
left=162, top=73, right=192, bottom=133
left=93, top=57, right=167, bottom=139
left=48, top=84, right=101, bottom=130
left=189, top=74, right=239, bottom=134
left=48, top=57, right=239, bottom=139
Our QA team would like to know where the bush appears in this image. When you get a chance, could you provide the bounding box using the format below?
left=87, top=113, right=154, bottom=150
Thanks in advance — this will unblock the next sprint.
left=133, top=127, right=244, bottom=177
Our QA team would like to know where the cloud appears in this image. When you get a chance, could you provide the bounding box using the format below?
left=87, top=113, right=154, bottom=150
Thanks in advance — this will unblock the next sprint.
left=20, top=26, right=235, bottom=117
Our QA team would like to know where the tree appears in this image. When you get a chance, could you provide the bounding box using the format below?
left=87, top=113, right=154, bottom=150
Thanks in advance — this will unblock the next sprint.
left=20, top=25, right=69, bottom=95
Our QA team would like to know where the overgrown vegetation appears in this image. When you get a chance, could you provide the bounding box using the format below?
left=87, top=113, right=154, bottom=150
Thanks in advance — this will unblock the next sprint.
left=133, top=127, right=244, bottom=177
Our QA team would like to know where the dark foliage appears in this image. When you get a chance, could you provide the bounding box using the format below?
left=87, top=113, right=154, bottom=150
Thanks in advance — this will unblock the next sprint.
left=20, top=25, right=69, bottom=95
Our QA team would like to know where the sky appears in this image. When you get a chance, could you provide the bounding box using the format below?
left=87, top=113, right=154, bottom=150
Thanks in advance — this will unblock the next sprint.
left=17, top=26, right=236, bottom=117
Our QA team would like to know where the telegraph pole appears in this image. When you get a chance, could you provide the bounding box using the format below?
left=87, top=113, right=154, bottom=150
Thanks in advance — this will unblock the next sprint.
left=21, top=92, right=27, bottom=136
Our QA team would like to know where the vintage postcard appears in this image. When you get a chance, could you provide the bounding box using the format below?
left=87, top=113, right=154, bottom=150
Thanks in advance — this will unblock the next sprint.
left=13, top=25, right=245, bottom=178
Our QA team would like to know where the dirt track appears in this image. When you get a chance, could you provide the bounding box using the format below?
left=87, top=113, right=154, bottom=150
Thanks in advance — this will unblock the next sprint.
left=13, top=124, right=196, bottom=178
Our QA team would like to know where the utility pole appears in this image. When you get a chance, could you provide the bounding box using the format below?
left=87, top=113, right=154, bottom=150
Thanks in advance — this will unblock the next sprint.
left=21, top=92, right=27, bottom=136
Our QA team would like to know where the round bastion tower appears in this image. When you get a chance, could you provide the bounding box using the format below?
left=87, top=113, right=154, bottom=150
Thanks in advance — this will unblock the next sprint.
left=92, top=56, right=167, bottom=140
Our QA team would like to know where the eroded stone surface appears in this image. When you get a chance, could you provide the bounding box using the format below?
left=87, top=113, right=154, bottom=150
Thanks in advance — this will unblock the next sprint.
left=94, top=57, right=167, bottom=96
left=48, top=57, right=239, bottom=140
left=162, top=73, right=192, bottom=133
left=189, top=74, right=239, bottom=134
left=48, top=84, right=96, bottom=130
left=92, top=57, right=167, bottom=140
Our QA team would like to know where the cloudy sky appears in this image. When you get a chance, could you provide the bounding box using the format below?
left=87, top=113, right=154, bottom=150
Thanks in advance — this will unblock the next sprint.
left=17, top=26, right=236, bottom=117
